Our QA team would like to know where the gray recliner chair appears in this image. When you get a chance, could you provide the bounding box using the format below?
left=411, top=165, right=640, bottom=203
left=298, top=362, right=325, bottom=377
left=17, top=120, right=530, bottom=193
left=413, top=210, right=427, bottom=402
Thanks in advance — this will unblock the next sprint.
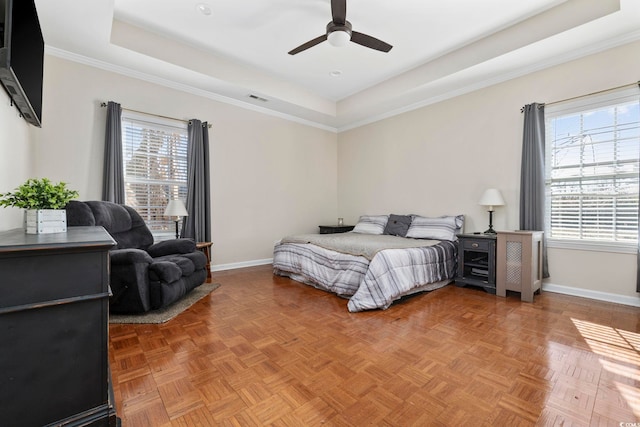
left=65, top=200, right=208, bottom=314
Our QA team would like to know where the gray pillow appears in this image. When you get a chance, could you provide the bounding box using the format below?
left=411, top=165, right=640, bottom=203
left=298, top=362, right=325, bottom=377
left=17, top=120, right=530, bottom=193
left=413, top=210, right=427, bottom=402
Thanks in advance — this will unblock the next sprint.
left=406, top=215, right=460, bottom=240
left=352, top=215, right=389, bottom=235
left=383, top=214, right=412, bottom=237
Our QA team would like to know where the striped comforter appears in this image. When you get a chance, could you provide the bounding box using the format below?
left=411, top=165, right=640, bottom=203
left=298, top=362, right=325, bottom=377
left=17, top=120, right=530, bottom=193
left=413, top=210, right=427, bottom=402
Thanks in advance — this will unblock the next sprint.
left=273, top=233, right=457, bottom=312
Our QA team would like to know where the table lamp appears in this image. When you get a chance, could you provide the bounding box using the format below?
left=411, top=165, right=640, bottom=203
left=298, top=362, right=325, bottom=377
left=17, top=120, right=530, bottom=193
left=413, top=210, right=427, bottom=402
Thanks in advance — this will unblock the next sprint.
left=164, top=199, right=188, bottom=239
left=478, top=188, right=505, bottom=234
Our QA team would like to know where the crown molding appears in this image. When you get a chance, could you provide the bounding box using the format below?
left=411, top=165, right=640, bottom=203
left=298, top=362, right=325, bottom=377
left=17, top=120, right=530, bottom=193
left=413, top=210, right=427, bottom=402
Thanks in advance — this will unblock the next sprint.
left=46, top=26, right=640, bottom=135
left=45, top=46, right=338, bottom=133
left=337, top=29, right=640, bottom=132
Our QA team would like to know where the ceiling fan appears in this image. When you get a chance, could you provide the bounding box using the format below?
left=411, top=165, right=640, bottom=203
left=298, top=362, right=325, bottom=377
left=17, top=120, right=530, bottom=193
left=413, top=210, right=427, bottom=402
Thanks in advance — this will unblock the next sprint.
left=288, top=0, right=393, bottom=55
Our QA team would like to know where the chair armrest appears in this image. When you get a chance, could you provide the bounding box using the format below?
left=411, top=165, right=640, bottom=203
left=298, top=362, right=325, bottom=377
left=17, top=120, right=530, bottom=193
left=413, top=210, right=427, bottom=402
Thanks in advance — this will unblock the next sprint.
left=148, top=261, right=183, bottom=283
left=109, top=248, right=153, bottom=264
left=109, top=251, right=152, bottom=313
left=147, top=238, right=196, bottom=257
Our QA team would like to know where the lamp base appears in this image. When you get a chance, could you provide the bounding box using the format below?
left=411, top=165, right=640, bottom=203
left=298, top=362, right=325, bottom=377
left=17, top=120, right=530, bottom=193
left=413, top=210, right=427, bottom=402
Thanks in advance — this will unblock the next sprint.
left=174, top=220, right=180, bottom=239
left=484, top=209, right=496, bottom=235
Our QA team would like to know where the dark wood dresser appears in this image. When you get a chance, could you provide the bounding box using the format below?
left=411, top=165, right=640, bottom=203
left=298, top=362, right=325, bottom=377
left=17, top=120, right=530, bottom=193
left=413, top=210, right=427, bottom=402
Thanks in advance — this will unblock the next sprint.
left=0, top=226, right=119, bottom=426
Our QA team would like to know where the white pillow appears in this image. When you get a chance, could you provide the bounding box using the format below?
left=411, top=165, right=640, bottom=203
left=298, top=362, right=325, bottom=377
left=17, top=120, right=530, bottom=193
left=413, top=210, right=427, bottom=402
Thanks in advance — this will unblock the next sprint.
left=406, top=215, right=460, bottom=241
left=352, top=215, right=389, bottom=235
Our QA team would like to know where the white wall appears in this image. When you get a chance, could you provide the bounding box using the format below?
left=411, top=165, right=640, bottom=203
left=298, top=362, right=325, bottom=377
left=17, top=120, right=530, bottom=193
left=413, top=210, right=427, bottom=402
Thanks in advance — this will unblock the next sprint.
left=0, top=89, right=35, bottom=230
left=338, top=40, right=640, bottom=303
left=32, top=55, right=338, bottom=265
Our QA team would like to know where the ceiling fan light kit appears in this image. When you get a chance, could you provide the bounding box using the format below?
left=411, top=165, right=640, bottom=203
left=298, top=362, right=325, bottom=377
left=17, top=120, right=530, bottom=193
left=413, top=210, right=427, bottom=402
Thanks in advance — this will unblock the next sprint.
left=288, top=0, right=392, bottom=55
left=328, top=29, right=351, bottom=47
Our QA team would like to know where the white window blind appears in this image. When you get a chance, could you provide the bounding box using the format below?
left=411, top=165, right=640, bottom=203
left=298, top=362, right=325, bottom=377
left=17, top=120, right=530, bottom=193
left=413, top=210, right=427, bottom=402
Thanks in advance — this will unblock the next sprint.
left=121, top=111, right=188, bottom=235
left=545, top=87, right=640, bottom=246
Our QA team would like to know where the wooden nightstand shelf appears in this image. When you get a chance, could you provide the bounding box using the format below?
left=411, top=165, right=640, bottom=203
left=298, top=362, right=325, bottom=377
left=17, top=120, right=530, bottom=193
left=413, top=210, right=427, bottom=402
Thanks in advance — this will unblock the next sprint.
left=455, top=233, right=497, bottom=294
left=318, top=225, right=354, bottom=234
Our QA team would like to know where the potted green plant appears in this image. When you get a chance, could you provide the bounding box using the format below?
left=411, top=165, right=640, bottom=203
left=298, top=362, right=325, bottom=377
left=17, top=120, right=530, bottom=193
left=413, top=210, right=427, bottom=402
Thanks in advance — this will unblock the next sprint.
left=0, top=178, right=79, bottom=234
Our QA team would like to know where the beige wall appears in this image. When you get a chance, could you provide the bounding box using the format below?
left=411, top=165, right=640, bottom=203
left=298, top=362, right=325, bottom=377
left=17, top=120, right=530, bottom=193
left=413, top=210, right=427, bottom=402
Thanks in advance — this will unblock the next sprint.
left=338, top=40, right=640, bottom=302
left=0, top=89, right=35, bottom=229
left=2, top=40, right=639, bottom=303
left=29, top=56, right=338, bottom=265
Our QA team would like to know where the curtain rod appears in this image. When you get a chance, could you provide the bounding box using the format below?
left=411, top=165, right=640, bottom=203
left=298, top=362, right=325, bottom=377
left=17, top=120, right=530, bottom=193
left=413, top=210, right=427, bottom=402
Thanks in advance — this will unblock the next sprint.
left=520, top=80, right=640, bottom=113
left=100, top=102, right=212, bottom=128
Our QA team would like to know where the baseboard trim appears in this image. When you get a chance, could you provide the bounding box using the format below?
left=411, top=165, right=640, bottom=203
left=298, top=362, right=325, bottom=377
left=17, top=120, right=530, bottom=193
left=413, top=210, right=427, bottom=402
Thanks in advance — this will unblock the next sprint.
left=212, top=258, right=273, bottom=272
left=543, top=282, right=640, bottom=308
left=208, top=263, right=640, bottom=307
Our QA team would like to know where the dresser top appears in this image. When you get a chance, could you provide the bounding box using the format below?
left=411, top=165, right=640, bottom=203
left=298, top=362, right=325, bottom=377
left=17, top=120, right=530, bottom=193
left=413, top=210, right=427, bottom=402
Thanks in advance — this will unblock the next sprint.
left=0, top=226, right=116, bottom=253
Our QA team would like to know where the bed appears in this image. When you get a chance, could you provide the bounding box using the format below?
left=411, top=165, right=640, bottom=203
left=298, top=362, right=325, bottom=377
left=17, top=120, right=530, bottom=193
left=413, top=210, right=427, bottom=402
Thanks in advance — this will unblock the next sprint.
left=273, top=214, right=462, bottom=312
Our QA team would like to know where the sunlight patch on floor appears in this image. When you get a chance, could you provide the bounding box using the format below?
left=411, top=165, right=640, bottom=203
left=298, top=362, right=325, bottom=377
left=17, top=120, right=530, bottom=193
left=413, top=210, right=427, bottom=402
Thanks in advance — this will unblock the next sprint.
left=571, top=318, right=640, bottom=417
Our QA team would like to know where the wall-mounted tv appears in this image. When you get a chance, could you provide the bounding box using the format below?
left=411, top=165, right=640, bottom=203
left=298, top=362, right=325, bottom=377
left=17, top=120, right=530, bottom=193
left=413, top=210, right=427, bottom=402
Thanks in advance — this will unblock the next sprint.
left=0, top=0, right=44, bottom=127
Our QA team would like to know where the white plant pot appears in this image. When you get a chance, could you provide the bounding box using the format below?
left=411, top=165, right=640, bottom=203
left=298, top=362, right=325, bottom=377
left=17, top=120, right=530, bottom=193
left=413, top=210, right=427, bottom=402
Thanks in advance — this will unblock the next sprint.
left=24, top=209, right=67, bottom=234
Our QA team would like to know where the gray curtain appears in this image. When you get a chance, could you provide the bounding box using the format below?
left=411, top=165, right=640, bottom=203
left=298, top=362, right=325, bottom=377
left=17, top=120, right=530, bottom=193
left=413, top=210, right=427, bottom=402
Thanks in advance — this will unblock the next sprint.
left=181, top=119, right=211, bottom=242
left=520, top=103, right=549, bottom=278
left=637, top=84, right=640, bottom=293
left=102, top=101, right=124, bottom=203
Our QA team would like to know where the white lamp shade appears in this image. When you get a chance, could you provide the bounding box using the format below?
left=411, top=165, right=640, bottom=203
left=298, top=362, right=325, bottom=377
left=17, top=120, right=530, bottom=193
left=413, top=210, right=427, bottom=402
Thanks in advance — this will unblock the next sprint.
left=478, top=188, right=505, bottom=210
left=328, top=30, right=351, bottom=47
left=164, top=199, right=188, bottom=217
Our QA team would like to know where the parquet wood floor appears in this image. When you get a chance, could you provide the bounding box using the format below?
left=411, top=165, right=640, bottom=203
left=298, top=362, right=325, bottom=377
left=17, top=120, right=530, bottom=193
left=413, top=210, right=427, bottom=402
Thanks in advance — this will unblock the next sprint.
left=109, top=265, right=640, bottom=426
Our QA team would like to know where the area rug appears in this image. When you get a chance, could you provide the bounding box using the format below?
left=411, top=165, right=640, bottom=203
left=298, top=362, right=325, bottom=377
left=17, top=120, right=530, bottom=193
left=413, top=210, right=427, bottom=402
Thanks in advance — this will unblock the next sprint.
left=109, top=282, right=221, bottom=324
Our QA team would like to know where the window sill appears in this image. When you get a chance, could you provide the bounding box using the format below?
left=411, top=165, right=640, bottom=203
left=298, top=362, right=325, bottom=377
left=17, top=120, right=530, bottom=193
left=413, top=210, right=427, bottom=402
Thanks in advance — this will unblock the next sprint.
left=547, top=238, right=637, bottom=254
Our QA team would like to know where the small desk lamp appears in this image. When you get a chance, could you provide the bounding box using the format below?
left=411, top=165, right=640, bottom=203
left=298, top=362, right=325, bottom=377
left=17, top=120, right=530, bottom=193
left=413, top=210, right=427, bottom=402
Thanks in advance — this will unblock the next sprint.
left=164, top=199, right=188, bottom=239
left=478, top=188, right=505, bottom=234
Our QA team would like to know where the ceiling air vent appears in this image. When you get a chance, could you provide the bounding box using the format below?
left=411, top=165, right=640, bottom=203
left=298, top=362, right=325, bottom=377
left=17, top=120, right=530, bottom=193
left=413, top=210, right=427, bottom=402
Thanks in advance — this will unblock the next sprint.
left=248, top=94, right=268, bottom=102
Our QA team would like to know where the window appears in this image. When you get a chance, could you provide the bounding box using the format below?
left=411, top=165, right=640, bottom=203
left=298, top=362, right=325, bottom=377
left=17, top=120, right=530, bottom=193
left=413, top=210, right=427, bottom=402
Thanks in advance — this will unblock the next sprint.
left=121, top=111, right=188, bottom=237
left=545, top=87, right=640, bottom=250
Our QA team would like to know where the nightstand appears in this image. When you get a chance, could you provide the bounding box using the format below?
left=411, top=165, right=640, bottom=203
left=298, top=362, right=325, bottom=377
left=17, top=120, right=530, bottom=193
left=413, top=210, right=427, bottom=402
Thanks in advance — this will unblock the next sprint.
left=455, top=233, right=497, bottom=294
left=318, top=225, right=355, bottom=234
left=196, top=241, right=213, bottom=283
left=496, top=230, right=544, bottom=302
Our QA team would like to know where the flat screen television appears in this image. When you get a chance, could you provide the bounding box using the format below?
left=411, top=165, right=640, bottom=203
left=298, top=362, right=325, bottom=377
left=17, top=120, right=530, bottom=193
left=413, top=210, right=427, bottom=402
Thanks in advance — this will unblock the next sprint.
left=0, top=0, right=44, bottom=127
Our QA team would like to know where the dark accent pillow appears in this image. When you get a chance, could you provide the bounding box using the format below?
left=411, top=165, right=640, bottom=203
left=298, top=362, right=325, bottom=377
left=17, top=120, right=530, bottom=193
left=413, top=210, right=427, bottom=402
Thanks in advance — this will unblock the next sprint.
left=383, top=214, right=412, bottom=237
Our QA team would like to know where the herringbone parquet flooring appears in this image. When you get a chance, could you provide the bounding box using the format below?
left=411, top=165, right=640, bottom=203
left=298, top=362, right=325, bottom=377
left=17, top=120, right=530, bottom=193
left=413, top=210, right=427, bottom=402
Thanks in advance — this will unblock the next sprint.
left=109, top=265, right=640, bottom=426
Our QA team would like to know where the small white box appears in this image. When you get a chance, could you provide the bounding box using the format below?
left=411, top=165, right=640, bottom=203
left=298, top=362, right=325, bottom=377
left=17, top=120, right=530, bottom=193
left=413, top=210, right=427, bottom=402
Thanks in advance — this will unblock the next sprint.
left=24, top=209, right=67, bottom=234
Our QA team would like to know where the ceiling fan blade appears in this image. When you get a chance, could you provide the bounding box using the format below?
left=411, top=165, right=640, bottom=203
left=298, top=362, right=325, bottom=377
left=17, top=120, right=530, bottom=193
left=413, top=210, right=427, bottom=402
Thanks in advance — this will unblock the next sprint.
left=288, top=34, right=328, bottom=55
left=351, top=31, right=393, bottom=52
left=331, top=0, right=346, bottom=25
